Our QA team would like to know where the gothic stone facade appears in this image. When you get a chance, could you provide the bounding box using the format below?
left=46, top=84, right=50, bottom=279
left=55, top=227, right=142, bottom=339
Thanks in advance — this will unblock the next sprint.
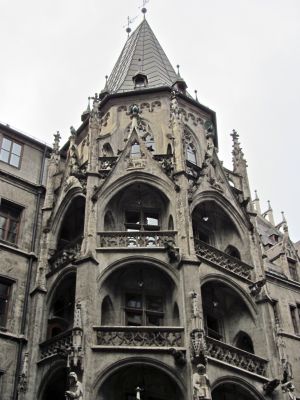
left=0, top=18, right=300, bottom=400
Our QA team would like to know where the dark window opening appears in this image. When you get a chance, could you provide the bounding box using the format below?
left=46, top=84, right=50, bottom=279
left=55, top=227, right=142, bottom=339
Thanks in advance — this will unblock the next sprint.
left=0, top=200, right=22, bottom=244
left=125, top=209, right=160, bottom=231
left=57, top=197, right=85, bottom=250
left=225, top=245, right=241, bottom=260
left=290, top=305, right=299, bottom=334
left=0, top=279, right=12, bottom=327
left=235, top=332, right=254, bottom=353
left=205, top=314, right=223, bottom=340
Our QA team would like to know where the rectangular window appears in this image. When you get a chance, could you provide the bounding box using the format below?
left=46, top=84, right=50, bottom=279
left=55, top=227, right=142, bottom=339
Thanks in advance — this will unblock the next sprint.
left=125, top=293, right=164, bottom=326
left=0, top=136, right=22, bottom=168
left=0, top=200, right=22, bottom=244
left=0, top=279, right=12, bottom=327
left=290, top=305, right=298, bottom=334
left=205, top=314, right=223, bottom=341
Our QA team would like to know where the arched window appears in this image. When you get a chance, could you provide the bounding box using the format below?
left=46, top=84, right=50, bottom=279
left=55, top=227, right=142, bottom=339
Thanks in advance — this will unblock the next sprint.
left=101, top=295, right=114, bottom=325
left=102, top=143, right=114, bottom=157
left=225, top=245, right=241, bottom=260
left=167, top=144, right=173, bottom=155
left=235, top=331, right=254, bottom=353
left=47, top=274, right=76, bottom=338
left=168, top=215, right=174, bottom=230
left=104, top=211, right=115, bottom=231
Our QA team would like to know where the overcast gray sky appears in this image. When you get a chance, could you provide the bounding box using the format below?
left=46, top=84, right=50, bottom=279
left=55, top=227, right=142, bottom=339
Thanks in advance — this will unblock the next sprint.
left=0, top=0, right=299, bottom=240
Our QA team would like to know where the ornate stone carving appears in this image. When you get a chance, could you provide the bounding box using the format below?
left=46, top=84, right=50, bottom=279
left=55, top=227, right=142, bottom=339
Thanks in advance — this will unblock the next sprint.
left=68, top=303, right=84, bottom=369
left=48, top=236, right=82, bottom=273
left=206, top=336, right=268, bottom=376
left=153, top=154, right=174, bottom=177
left=65, top=372, right=83, bottom=400
left=97, top=231, right=176, bottom=248
left=170, top=348, right=186, bottom=366
left=40, top=330, right=73, bottom=360
left=192, top=364, right=211, bottom=400
left=190, top=291, right=208, bottom=365
left=282, top=382, right=297, bottom=400
left=194, top=239, right=253, bottom=280
left=164, top=239, right=180, bottom=263
left=249, top=278, right=266, bottom=296
left=263, top=379, right=280, bottom=395
left=18, top=352, right=29, bottom=394
left=95, top=327, right=183, bottom=347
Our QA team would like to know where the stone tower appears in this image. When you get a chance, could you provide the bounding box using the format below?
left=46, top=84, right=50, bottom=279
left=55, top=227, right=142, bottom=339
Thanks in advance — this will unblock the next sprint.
left=8, top=12, right=299, bottom=400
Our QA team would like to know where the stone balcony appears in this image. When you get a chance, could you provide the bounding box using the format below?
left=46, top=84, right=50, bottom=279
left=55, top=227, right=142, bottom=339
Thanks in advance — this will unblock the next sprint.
left=194, top=239, right=253, bottom=281
left=39, top=329, right=73, bottom=361
left=97, top=231, right=177, bottom=249
left=206, top=336, right=268, bottom=377
left=48, top=236, right=82, bottom=275
left=93, top=326, right=184, bottom=350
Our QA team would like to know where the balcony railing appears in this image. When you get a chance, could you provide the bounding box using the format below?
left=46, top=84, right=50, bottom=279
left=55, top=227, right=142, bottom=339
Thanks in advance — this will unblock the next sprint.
left=97, top=231, right=176, bottom=248
left=206, top=336, right=268, bottom=376
left=39, top=329, right=73, bottom=360
left=194, top=239, right=253, bottom=280
left=48, top=236, right=83, bottom=274
left=94, top=326, right=184, bottom=348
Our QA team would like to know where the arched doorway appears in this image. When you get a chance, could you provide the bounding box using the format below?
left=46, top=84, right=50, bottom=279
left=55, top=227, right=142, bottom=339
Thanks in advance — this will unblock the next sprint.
left=40, top=367, right=68, bottom=400
left=98, top=363, right=183, bottom=400
left=212, top=382, right=261, bottom=400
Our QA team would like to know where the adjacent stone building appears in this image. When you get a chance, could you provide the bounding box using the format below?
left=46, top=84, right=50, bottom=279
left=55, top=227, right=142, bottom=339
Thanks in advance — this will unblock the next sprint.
left=0, top=12, right=300, bottom=400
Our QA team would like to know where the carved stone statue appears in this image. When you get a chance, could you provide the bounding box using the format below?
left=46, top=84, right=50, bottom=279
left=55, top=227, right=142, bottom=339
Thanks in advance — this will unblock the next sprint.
left=192, top=364, right=211, bottom=400
left=65, top=372, right=83, bottom=399
left=282, top=381, right=297, bottom=400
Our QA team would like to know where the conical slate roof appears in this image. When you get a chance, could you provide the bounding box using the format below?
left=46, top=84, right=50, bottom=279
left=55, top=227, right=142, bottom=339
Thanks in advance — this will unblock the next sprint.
left=106, top=19, right=178, bottom=93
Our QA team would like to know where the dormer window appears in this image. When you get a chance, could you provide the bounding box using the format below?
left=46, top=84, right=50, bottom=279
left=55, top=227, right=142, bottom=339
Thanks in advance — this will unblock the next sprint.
left=133, top=72, right=148, bottom=89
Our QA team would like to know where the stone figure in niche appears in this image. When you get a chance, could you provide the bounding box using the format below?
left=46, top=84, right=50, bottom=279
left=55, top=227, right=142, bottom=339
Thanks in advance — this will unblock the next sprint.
left=65, top=372, right=83, bottom=399
left=193, top=364, right=211, bottom=400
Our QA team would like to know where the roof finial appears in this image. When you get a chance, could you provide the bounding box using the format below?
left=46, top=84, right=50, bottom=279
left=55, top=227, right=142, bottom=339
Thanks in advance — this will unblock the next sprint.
left=176, top=64, right=181, bottom=77
left=140, top=0, right=149, bottom=18
left=254, top=190, right=259, bottom=200
left=194, top=90, right=198, bottom=102
left=124, top=16, right=138, bottom=37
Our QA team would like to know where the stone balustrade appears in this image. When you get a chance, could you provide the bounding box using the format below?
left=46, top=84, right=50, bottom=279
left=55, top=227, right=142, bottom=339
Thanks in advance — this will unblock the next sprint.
left=194, top=239, right=253, bottom=280
left=48, top=236, right=82, bottom=274
left=94, top=326, right=184, bottom=348
left=39, top=330, right=73, bottom=360
left=206, top=336, right=268, bottom=376
left=97, top=231, right=176, bottom=248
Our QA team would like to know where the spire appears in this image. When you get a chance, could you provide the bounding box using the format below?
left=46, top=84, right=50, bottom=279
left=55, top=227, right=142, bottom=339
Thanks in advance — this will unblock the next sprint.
left=231, top=129, right=247, bottom=173
left=106, top=19, right=178, bottom=93
left=252, top=190, right=261, bottom=214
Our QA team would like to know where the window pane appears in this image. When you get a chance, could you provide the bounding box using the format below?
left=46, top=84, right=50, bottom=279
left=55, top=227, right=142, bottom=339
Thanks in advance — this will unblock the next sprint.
left=126, top=312, right=142, bottom=326
left=1, top=138, right=12, bottom=151
left=145, top=213, right=159, bottom=226
left=0, top=282, right=9, bottom=297
left=146, top=296, right=163, bottom=312
left=187, top=145, right=196, bottom=164
left=9, top=154, right=20, bottom=167
left=12, top=142, right=22, bottom=156
left=126, top=211, right=140, bottom=225
left=0, top=149, right=10, bottom=163
left=126, top=294, right=142, bottom=309
left=0, top=216, right=7, bottom=239
left=146, top=314, right=163, bottom=326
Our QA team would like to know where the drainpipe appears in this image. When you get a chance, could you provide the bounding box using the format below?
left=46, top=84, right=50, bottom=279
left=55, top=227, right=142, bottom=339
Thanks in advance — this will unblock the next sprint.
left=12, top=144, right=48, bottom=400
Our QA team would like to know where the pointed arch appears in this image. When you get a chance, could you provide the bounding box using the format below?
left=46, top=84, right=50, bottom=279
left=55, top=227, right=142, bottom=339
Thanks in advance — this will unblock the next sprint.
left=101, top=295, right=114, bottom=325
left=234, top=330, right=254, bottom=354
left=102, top=143, right=114, bottom=157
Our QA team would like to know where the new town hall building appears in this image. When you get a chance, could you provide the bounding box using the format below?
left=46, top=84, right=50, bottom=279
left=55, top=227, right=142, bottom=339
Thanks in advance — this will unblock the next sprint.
left=0, top=11, right=300, bottom=400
